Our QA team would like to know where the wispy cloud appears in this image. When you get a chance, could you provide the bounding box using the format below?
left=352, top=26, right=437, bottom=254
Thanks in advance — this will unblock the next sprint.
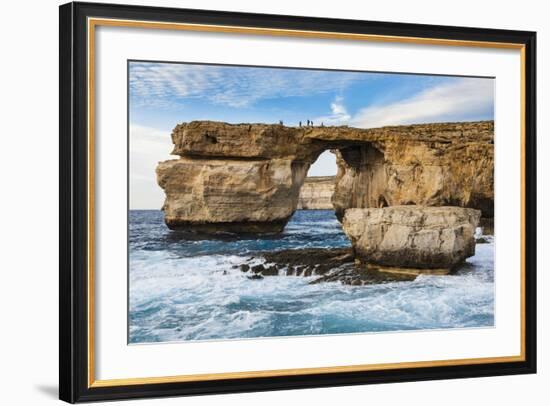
left=314, top=96, right=351, bottom=125
left=350, top=78, right=494, bottom=128
left=129, top=62, right=362, bottom=108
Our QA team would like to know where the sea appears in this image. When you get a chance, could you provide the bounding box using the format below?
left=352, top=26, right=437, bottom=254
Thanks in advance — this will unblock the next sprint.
left=129, top=210, right=494, bottom=344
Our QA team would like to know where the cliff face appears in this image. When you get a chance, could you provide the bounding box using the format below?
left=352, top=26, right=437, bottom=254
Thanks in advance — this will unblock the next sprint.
left=330, top=122, right=494, bottom=220
left=157, top=157, right=307, bottom=233
left=156, top=120, right=493, bottom=233
left=297, top=176, right=335, bottom=210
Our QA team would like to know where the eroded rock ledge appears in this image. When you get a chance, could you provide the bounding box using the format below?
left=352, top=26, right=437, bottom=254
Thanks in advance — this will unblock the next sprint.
left=157, top=120, right=493, bottom=234
left=234, top=248, right=418, bottom=285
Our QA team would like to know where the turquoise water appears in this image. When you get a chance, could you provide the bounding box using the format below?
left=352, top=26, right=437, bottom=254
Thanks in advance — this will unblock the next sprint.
left=129, top=210, right=494, bottom=343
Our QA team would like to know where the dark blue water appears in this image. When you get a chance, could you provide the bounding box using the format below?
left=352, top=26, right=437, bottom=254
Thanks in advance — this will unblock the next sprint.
left=129, top=210, right=350, bottom=256
left=129, top=210, right=494, bottom=343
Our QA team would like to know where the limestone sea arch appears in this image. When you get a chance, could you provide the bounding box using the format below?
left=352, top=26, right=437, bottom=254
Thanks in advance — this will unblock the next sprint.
left=156, top=120, right=494, bottom=234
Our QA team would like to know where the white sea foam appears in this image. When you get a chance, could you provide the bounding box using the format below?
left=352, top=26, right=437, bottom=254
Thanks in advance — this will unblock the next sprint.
left=129, top=210, right=494, bottom=343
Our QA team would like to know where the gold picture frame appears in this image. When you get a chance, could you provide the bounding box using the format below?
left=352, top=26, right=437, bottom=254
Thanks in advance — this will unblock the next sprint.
left=60, top=2, right=536, bottom=402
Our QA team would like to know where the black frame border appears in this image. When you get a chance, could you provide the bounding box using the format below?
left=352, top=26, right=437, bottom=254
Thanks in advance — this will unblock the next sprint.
left=59, top=1, right=537, bottom=403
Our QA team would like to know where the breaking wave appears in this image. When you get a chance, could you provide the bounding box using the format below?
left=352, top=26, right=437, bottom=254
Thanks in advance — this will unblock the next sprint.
left=129, top=210, right=494, bottom=343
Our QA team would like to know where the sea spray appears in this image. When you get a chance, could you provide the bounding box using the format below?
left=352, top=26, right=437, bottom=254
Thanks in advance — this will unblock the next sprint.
left=129, top=210, right=494, bottom=343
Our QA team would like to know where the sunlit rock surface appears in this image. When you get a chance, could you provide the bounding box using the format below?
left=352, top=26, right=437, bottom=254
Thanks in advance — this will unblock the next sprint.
left=157, top=121, right=493, bottom=233
left=297, top=176, right=335, bottom=210
left=156, top=157, right=308, bottom=233
left=342, top=206, right=481, bottom=270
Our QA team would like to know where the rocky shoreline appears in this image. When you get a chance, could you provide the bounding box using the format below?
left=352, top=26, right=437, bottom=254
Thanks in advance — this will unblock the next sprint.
left=235, top=247, right=434, bottom=285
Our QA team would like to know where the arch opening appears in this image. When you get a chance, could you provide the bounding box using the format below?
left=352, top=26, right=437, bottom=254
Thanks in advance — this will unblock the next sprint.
left=295, top=141, right=387, bottom=223
left=297, top=150, right=338, bottom=211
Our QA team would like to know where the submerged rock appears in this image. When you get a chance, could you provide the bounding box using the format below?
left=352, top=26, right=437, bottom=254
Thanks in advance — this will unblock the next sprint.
left=261, top=248, right=354, bottom=275
left=475, top=236, right=492, bottom=244
left=251, top=264, right=265, bottom=274
left=309, top=264, right=418, bottom=285
left=343, top=206, right=481, bottom=270
left=239, top=248, right=420, bottom=285
left=239, top=248, right=352, bottom=277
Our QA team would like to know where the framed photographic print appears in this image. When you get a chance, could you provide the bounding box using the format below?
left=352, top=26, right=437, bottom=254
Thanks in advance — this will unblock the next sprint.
left=59, top=1, right=537, bottom=403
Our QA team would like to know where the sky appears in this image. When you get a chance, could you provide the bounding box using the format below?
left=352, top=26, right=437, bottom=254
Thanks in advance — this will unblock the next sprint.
left=129, top=61, right=494, bottom=209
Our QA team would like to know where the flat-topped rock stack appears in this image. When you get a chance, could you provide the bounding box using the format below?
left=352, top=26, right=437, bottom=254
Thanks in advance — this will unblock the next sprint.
left=343, top=206, right=481, bottom=273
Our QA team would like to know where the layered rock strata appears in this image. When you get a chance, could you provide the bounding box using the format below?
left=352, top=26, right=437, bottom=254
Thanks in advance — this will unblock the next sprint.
left=297, top=176, right=336, bottom=210
left=342, top=206, right=481, bottom=272
left=157, top=157, right=307, bottom=233
left=156, top=120, right=493, bottom=233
